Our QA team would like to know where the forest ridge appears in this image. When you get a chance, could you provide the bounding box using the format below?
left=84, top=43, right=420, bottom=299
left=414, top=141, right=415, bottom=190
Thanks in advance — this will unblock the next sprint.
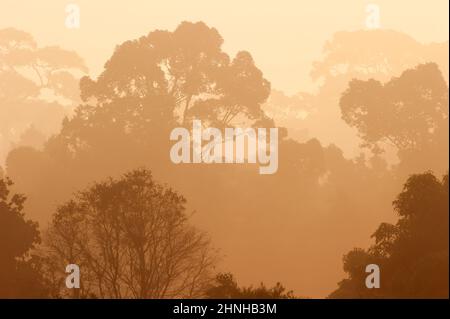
left=0, top=18, right=449, bottom=298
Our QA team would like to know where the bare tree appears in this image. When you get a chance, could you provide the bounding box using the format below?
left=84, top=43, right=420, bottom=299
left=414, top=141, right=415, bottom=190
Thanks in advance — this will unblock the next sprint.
left=44, top=169, right=216, bottom=298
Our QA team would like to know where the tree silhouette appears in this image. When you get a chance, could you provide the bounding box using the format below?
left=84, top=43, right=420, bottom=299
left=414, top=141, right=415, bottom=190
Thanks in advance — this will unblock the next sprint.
left=44, top=168, right=215, bottom=298
left=77, top=21, right=269, bottom=132
left=312, top=30, right=448, bottom=95
left=340, top=63, right=449, bottom=175
left=0, top=28, right=87, bottom=162
left=330, top=172, right=449, bottom=298
left=3, top=23, right=448, bottom=299
left=305, top=30, right=448, bottom=158
left=205, top=273, right=295, bottom=299
left=0, top=177, right=47, bottom=297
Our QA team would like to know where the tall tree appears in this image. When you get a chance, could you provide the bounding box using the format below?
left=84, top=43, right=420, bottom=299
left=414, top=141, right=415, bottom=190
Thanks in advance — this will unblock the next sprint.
left=0, top=177, right=47, bottom=298
left=330, top=172, right=449, bottom=298
left=304, top=30, right=448, bottom=158
left=340, top=63, right=449, bottom=175
left=5, top=21, right=271, bottom=223
left=74, top=20, right=270, bottom=144
left=45, top=169, right=216, bottom=298
left=0, top=28, right=87, bottom=162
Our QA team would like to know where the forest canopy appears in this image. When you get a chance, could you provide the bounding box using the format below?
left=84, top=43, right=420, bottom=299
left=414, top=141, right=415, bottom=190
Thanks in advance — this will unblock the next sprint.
left=0, top=20, right=448, bottom=298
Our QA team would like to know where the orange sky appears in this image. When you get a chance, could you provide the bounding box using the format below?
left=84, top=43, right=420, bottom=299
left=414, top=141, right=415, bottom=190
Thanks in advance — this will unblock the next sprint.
left=1, top=0, right=448, bottom=94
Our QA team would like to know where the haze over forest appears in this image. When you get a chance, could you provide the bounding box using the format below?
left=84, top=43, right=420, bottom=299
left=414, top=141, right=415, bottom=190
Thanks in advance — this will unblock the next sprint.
left=0, top=0, right=448, bottom=298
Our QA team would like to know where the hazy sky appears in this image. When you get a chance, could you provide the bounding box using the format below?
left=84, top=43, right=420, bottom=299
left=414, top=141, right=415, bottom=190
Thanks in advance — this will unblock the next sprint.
left=1, top=0, right=449, bottom=94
